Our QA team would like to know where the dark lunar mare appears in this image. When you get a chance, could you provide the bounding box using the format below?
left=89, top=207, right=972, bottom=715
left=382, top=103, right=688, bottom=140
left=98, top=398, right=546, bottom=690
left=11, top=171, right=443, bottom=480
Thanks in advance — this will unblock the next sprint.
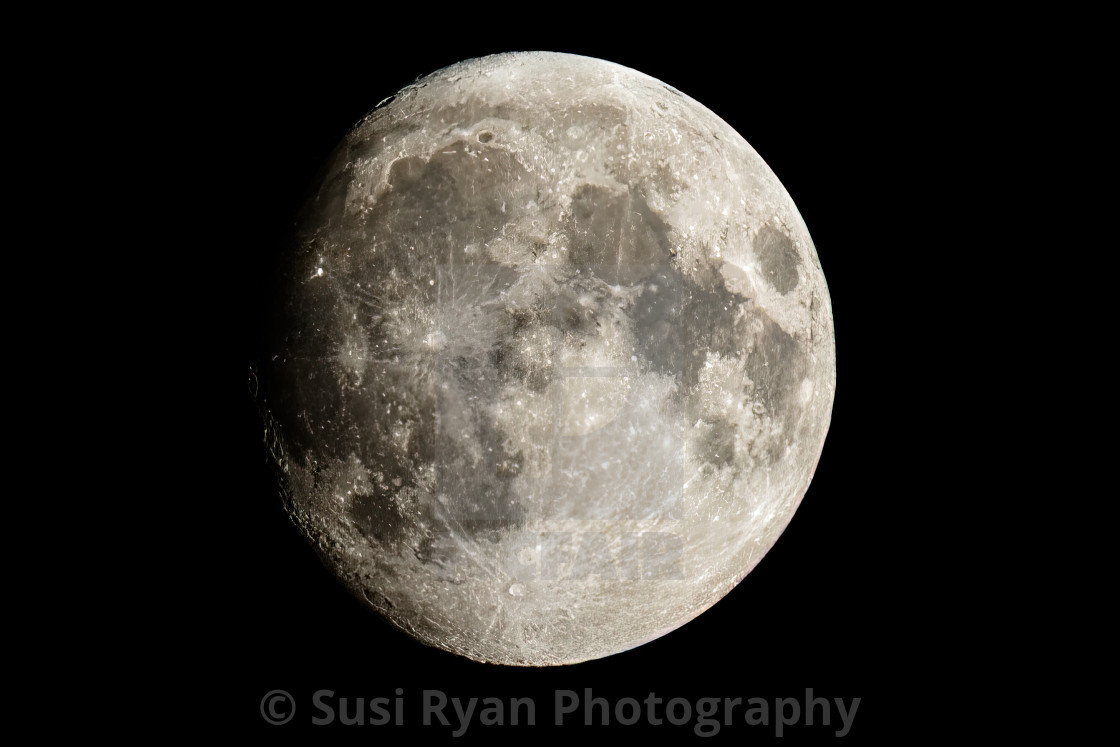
left=259, top=131, right=811, bottom=564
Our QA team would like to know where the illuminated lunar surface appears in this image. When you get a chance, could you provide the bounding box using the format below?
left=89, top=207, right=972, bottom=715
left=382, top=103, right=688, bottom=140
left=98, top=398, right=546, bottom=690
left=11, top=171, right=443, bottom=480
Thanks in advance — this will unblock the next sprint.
left=256, top=52, right=835, bottom=666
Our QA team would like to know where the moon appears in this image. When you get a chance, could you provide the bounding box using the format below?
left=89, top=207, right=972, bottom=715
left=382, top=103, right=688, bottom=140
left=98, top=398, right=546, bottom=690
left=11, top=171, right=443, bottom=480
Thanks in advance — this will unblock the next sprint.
left=254, top=51, right=835, bottom=666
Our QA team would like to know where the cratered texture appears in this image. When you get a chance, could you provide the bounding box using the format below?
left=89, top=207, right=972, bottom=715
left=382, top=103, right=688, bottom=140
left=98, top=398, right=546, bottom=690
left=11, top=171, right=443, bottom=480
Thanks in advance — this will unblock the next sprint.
left=255, top=52, right=835, bottom=665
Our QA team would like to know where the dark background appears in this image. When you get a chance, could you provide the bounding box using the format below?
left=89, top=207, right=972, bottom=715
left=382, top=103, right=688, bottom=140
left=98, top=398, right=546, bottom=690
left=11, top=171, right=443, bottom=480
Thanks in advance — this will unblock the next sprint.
left=196, top=16, right=970, bottom=740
